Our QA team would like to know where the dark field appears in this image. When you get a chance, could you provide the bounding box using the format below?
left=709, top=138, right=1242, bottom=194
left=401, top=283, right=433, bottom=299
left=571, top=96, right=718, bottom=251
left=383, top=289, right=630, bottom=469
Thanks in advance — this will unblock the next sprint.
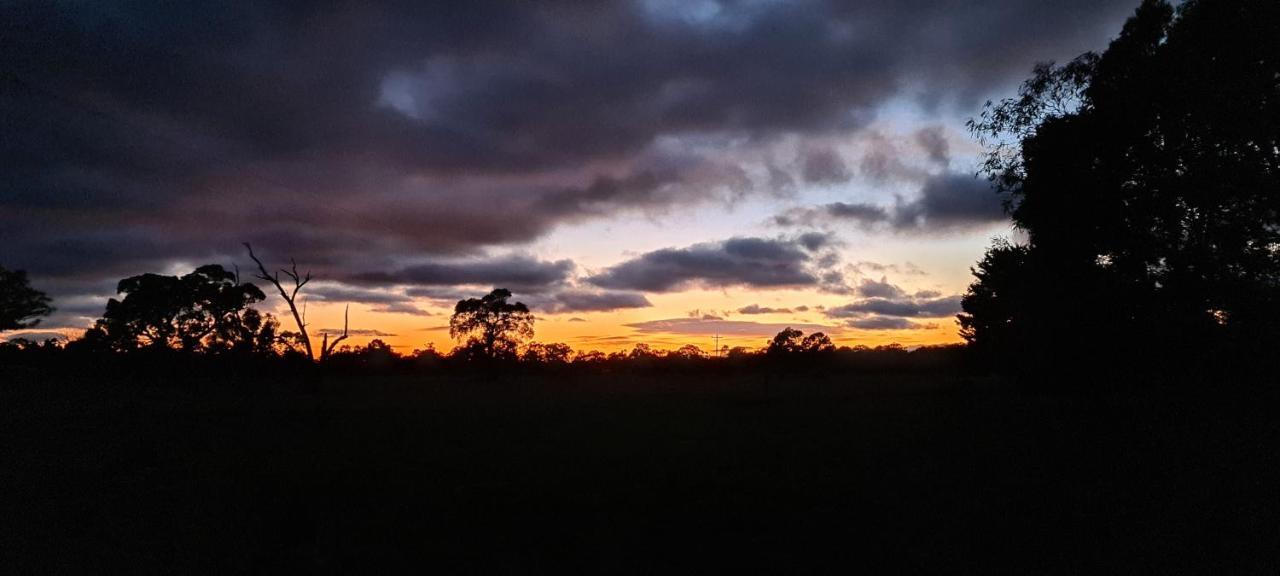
left=3, top=370, right=1277, bottom=573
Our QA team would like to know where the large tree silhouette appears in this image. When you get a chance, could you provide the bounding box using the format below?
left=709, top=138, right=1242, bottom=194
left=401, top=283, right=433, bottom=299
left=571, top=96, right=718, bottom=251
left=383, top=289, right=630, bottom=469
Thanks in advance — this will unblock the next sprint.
left=0, top=265, right=54, bottom=331
left=82, top=265, right=277, bottom=353
left=449, top=289, right=534, bottom=360
left=960, top=0, right=1280, bottom=368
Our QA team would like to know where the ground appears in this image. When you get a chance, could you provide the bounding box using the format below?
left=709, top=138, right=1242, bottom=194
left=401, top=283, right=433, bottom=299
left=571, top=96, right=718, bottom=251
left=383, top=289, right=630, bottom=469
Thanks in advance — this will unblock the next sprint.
left=2, top=369, right=1277, bottom=573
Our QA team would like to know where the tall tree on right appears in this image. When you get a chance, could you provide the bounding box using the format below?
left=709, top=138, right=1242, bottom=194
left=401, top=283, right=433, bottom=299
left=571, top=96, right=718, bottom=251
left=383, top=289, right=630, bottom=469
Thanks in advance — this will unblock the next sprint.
left=961, top=0, right=1280, bottom=369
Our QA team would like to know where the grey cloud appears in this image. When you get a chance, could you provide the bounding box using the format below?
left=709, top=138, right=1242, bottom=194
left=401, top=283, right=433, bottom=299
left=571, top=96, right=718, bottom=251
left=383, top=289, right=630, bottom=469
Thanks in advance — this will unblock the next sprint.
left=774, top=202, right=888, bottom=228
left=892, top=174, right=1007, bottom=232
left=307, top=284, right=415, bottom=305
left=369, top=303, right=435, bottom=316
left=317, top=328, right=397, bottom=337
left=855, top=277, right=907, bottom=299
left=4, top=0, right=1129, bottom=325
left=844, top=317, right=934, bottom=330
left=914, top=126, right=951, bottom=167
left=796, top=231, right=836, bottom=251
left=349, top=255, right=574, bottom=293
left=826, top=295, right=962, bottom=318
left=587, top=236, right=835, bottom=292
left=736, top=304, right=793, bottom=315
left=775, top=173, right=1007, bottom=233
left=542, top=290, right=653, bottom=314
left=800, top=147, right=852, bottom=184
left=626, top=318, right=836, bottom=337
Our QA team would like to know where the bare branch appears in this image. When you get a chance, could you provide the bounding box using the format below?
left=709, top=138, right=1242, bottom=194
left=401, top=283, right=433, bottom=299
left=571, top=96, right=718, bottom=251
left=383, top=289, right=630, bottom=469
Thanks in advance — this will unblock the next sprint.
left=244, top=242, right=314, bottom=360
left=321, top=304, right=350, bottom=360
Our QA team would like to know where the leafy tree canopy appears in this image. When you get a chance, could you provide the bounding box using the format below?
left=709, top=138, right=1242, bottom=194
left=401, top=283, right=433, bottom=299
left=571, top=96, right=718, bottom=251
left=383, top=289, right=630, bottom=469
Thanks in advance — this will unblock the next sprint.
left=448, top=288, right=534, bottom=360
left=961, top=0, right=1280, bottom=365
left=82, top=264, right=277, bottom=353
left=0, top=266, right=54, bottom=331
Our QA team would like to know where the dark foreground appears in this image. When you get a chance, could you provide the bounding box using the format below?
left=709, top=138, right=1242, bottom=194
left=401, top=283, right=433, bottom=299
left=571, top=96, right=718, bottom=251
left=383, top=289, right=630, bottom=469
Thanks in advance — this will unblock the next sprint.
left=2, top=370, right=1277, bottom=574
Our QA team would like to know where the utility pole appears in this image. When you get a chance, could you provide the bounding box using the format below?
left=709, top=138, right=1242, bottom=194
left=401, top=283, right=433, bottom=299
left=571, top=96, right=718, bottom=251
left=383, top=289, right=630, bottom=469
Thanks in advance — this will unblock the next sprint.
left=713, top=333, right=722, bottom=358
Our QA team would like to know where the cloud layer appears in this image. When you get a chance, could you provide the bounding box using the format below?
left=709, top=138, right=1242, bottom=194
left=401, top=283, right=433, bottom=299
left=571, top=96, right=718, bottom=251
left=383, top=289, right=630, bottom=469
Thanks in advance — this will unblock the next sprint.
left=2, top=0, right=1132, bottom=328
left=588, top=236, right=837, bottom=292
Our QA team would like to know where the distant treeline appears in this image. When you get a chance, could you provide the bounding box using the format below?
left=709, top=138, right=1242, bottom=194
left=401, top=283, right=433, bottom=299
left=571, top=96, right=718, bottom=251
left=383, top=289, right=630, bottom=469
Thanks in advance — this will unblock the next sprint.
left=2, top=262, right=969, bottom=378
left=0, top=332, right=968, bottom=379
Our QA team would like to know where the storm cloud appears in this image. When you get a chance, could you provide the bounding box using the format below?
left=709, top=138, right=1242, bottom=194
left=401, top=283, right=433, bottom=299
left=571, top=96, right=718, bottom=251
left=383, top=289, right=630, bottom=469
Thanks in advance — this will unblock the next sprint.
left=347, top=255, right=575, bottom=293
left=626, top=317, right=836, bottom=337
left=775, top=173, right=1007, bottom=233
left=825, top=277, right=961, bottom=331
left=2, top=0, right=1131, bottom=329
left=587, top=236, right=835, bottom=292
left=541, top=290, right=654, bottom=314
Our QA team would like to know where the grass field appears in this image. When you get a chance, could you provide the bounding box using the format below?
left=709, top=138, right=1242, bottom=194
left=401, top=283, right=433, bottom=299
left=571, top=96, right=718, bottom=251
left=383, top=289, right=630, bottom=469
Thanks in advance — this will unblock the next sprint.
left=3, top=370, right=1277, bottom=573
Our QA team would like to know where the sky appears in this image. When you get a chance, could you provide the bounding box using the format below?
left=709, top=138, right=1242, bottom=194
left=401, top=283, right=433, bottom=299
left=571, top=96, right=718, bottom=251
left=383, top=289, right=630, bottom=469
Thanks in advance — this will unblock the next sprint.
left=2, top=0, right=1138, bottom=353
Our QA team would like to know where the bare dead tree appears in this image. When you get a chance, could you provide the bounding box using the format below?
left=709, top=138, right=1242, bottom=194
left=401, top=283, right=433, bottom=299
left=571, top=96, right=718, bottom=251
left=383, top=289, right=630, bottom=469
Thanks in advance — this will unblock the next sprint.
left=320, top=304, right=349, bottom=360
left=244, top=243, right=315, bottom=360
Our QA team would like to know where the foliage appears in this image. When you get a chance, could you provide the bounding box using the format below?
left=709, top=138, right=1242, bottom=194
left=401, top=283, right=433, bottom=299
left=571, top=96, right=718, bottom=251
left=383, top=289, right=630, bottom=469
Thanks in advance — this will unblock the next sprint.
left=766, top=327, right=835, bottom=355
left=448, top=289, right=535, bottom=360
left=961, top=0, right=1280, bottom=368
left=80, top=264, right=278, bottom=354
left=0, top=265, right=54, bottom=331
left=522, top=342, right=573, bottom=364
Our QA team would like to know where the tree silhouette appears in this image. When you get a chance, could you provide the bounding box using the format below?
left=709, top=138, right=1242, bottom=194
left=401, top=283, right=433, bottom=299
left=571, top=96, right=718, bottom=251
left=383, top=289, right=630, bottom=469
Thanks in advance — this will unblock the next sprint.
left=957, top=240, right=1030, bottom=360
left=799, top=332, right=835, bottom=354
left=0, top=265, right=54, bottom=331
left=244, top=243, right=348, bottom=360
left=766, top=328, right=833, bottom=355
left=449, top=289, right=534, bottom=360
left=766, top=327, right=805, bottom=356
left=669, top=344, right=705, bottom=359
left=82, top=265, right=276, bottom=353
left=962, top=0, right=1280, bottom=367
left=522, top=342, right=573, bottom=364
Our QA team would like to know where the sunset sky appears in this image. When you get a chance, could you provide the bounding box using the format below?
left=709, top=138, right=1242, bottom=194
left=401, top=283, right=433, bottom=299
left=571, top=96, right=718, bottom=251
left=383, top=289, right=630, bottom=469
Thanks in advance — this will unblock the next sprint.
left=3, top=0, right=1137, bottom=353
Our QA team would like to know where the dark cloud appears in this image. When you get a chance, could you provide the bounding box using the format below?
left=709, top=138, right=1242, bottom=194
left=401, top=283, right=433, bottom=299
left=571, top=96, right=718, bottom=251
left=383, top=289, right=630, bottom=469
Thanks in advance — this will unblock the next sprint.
left=775, top=173, right=1007, bottom=233
left=587, top=236, right=835, bottom=292
left=317, top=328, right=397, bottom=338
left=892, top=173, right=1007, bottom=232
left=826, top=295, right=962, bottom=318
left=369, top=303, right=435, bottom=316
left=824, top=275, right=961, bottom=330
left=307, top=284, right=415, bottom=305
left=567, top=317, right=587, bottom=323
left=800, top=147, right=852, bottom=184
left=541, top=290, right=653, bottom=314
left=796, top=231, right=836, bottom=251
left=859, top=131, right=921, bottom=183
left=626, top=318, right=836, bottom=337
left=4, top=0, right=1130, bottom=323
left=348, top=255, right=574, bottom=293
left=774, top=202, right=888, bottom=228
left=736, top=304, right=793, bottom=315
left=844, top=317, right=934, bottom=330
left=855, top=277, right=907, bottom=299
left=914, top=126, right=951, bottom=167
